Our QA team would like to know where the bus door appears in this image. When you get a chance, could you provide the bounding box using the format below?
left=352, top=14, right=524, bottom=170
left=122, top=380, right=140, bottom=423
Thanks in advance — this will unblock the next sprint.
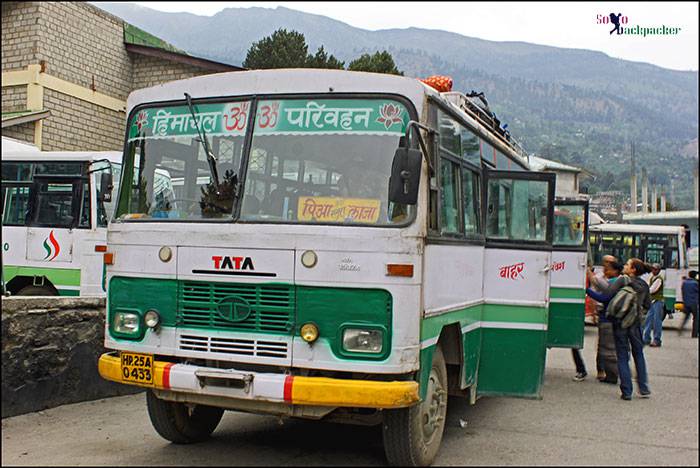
left=25, top=176, right=87, bottom=265
left=547, top=200, right=588, bottom=348
left=478, top=169, right=555, bottom=398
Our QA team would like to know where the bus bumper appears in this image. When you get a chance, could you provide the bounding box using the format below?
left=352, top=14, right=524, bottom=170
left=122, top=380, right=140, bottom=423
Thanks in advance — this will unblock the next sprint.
left=98, top=352, right=419, bottom=409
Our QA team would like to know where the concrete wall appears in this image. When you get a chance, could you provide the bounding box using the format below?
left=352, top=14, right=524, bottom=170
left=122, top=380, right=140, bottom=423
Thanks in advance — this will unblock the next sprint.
left=1, top=296, right=141, bottom=418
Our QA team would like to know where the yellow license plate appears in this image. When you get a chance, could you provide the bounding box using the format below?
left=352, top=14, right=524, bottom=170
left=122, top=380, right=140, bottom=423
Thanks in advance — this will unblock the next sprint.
left=120, top=352, right=154, bottom=385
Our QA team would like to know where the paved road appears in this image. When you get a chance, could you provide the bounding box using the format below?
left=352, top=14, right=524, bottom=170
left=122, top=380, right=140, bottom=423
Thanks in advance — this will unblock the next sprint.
left=3, top=326, right=698, bottom=466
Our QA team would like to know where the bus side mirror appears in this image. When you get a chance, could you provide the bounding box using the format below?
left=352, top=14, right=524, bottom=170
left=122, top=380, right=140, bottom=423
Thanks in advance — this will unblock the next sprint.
left=100, top=171, right=113, bottom=203
left=388, top=147, right=422, bottom=205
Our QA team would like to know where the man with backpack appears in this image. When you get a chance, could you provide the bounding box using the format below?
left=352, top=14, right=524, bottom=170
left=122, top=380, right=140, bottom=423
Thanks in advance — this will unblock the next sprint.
left=586, top=258, right=652, bottom=400
left=643, top=263, right=665, bottom=347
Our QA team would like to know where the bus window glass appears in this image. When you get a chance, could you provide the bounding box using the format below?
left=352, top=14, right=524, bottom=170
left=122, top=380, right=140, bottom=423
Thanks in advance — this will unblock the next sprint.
left=2, top=186, right=31, bottom=225
left=553, top=204, right=585, bottom=246
left=440, top=159, right=460, bottom=235
left=481, top=140, right=495, bottom=165
left=496, top=151, right=511, bottom=170
left=34, top=182, right=76, bottom=227
left=240, top=98, right=413, bottom=226
left=117, top=100, right=250, bottom=220
left=437, top=109, right=461, bottom=156
left=1, top=163, right=33, bottom=181
left=462, top=169, right=480, bottom=234
left=35, top=162, right=83, bottom=176
left=487, top=178, right=549, bottom=241
left=460, top=127, right=481, bottom=166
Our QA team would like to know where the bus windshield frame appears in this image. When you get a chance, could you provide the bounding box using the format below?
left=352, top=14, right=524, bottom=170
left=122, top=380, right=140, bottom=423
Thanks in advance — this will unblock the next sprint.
left=115, top=93, right=420, bottom=228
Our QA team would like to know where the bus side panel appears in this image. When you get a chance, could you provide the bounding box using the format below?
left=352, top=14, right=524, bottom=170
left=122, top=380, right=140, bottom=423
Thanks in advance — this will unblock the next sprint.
left=547, top=250, right=586, bottom=349
left=420, top=244, right=484, bottom=399
left=477, top=248, right=550, bottom=399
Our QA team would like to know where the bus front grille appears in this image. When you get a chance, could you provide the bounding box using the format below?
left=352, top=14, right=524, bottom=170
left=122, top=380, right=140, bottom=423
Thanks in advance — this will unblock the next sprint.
left=178, top=281, right=294, bottom=333
left=179, top=334, right=289, bottom=359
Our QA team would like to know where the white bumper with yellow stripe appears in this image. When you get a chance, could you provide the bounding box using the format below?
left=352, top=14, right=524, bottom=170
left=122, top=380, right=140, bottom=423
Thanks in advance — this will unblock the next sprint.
left=98, top=352, right=419, bottom=409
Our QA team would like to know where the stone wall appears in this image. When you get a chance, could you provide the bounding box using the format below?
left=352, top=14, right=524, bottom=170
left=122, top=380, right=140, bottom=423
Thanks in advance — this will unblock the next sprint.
left=41, top=88, right=124, bottom=152
left=0, top=2, right=40, bottom=72
left=36, top=2, right=133, bottom=101
left=131, top=53, right=216, bottom=91
left=1, top=297, right=141, bottom=418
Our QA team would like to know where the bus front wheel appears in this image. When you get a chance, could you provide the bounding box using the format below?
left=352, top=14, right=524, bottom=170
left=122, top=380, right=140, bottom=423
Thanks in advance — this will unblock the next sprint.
left=146, top=390, right=224, bottom=444
left=382, top=346, right=448, bottom=466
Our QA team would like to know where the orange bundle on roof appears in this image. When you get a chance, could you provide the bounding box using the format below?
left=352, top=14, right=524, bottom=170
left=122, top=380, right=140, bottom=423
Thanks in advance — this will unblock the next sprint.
left=420, top=75, right=453, bottom=92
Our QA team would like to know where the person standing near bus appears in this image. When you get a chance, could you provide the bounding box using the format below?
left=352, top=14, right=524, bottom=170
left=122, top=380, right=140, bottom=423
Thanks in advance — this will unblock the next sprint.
left=643, top=263, right=665, bottom=347
left=679, top=271, right=699, bottom=338
left=587, top=258, right=652, bottom=400
left=586, top=259, right=622, bottom=384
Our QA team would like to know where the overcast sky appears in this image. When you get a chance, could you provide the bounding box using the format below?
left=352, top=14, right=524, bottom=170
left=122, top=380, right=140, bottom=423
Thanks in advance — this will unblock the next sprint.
left=118, top=1, right=698, bottom=71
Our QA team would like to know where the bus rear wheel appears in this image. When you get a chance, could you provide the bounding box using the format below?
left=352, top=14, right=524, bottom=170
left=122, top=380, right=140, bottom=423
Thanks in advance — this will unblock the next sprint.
left=16, top=285, right=57, bottom=296
left=146, top=390, right=224, bottom=444
left=382, top=346, right=448, bottom=466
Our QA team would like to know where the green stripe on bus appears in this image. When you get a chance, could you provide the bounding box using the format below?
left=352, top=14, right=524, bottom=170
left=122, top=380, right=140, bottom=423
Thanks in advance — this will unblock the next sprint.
left=550, top=287, right=585, bottom=300
left=57, top=289, right=80, bottom=296
left=482, top=303, right=547, bottom=324
left=3, top=265, right=81, bottom=287
left=421, top=304, right=481, bottom=342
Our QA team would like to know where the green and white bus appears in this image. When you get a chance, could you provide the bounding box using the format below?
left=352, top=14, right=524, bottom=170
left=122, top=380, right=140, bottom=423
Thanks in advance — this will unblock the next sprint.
left=589, top=223, right=689, bottom=311
left=98, top=69, right=576, bottom=466
left=2, top=146, right=120, bottom=296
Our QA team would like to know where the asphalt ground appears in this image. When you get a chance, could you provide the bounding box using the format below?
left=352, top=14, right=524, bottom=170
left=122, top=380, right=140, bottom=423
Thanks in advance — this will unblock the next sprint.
left=2, top=323, right=698, bottom=466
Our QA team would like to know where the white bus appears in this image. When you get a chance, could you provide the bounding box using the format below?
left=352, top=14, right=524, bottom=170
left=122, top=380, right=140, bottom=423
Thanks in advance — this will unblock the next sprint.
left=589, top=223, right=689, bottom=310
left=97, top=69, right=575, bottom=466
left=1, top=148, right=120, bottom=296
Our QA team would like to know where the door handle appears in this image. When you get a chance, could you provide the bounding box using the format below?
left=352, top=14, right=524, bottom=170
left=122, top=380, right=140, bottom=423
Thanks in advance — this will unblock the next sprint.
left=541, top=265, right=551, bottom=273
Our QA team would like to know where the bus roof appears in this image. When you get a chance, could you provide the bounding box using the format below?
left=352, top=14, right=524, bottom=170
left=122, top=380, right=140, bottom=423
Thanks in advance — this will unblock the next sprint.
left=589, top=223, right=686, bottom=235
left=126, top=68, right=438, bottom=117
left=2, top=150, right=122, bottom=164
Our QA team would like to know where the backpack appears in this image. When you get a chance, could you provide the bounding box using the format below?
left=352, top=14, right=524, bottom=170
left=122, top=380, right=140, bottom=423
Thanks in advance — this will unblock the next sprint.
left=607, top=278, right=643, bottom=328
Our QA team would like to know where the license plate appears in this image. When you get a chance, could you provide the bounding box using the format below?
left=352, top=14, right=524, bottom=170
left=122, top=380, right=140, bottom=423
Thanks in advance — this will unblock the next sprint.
left=120, top=352, right=154, bottom=385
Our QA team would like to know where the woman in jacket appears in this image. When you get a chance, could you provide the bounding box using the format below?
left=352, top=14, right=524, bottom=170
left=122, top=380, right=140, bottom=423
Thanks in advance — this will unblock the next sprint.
left=586, top=258, right=652, bottom=400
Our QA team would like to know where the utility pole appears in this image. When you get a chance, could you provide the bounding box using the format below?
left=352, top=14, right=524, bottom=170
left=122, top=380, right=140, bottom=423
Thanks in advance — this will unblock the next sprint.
left=630, top=142, right=637, bottom=213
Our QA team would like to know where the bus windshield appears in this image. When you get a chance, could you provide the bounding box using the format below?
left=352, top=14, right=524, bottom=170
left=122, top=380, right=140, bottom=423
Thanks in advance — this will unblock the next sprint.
left=116, top=97, right=414, bottom=226
left=589, top=229, right=684, bottom=269
left=2, top=161, right=90, bottom=229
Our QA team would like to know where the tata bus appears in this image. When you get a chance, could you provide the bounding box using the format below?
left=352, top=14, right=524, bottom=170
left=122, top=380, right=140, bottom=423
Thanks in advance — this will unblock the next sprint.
left=2, top=148, right=120, bottom=296
left=97, top=69, right=572, bottom=466
left=589, top=223, right=689, bottom=310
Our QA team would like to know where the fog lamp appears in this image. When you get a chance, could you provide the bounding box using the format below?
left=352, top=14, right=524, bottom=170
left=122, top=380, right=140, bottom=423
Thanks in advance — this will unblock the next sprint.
left=300, top=323, right=319, bottom=343
left=144, top=310, right=160, bottom=328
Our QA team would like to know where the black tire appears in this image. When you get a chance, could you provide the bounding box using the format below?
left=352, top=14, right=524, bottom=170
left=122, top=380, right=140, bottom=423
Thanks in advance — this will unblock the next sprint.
left=382, top=346, right=448, bottom=466
left=15, top=285, right=57, bottom=296
left=146, top=390, right=224, bottom=444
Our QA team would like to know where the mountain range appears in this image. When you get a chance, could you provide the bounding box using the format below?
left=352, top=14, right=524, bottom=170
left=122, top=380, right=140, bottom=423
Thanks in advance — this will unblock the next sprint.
left=97, top=3, right=699, bottom=208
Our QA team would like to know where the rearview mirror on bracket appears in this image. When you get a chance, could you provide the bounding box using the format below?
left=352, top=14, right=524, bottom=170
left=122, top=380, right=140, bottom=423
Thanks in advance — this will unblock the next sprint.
left=100, top=171, right=113, bottom=203
left=388, top=147, right=422, bottom=205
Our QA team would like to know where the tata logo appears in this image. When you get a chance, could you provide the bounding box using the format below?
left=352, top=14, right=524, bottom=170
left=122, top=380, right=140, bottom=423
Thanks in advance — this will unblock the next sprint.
left=212, top=256, right=255, bottom=270
left=216, top=296, right=253, bottom=323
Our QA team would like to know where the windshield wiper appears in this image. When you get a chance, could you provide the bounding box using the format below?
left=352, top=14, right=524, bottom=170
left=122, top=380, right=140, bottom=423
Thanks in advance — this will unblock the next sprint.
left=184, top=92, right=221, bottom=193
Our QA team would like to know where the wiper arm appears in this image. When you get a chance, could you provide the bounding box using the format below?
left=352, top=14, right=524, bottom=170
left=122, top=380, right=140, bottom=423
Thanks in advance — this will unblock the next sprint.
left=184, top=92, right=220, bottom=192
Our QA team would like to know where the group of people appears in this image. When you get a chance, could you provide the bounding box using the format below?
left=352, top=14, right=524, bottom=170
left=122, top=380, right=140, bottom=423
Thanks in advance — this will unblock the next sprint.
left=571, top=255, right=699, bottom=401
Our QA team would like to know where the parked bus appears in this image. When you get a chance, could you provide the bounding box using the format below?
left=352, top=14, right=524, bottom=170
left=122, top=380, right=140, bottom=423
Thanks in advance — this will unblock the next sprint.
left=1, top=148, right=120, bottom=296
left=97, top=69, right=572, bottom=466
left=589, top=223, right=689, bottom=310
left=547, top=198, right=589, bottom=347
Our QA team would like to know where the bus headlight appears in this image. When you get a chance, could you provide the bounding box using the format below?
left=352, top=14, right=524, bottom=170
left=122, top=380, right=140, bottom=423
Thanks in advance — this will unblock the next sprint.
left=144, top=310, right=160, bottom=328
left=113, top=311, right=140, bottom=335
left=342, top=328, right=383, bottom=353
